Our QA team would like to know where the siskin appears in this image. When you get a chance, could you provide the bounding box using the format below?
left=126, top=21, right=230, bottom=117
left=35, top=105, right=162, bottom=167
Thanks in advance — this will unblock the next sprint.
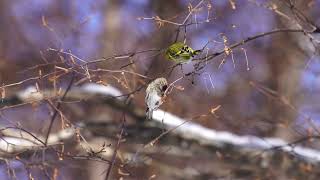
left=165, top=42, right=201, bottom=63
left=145, top=77, right=168, bottom=119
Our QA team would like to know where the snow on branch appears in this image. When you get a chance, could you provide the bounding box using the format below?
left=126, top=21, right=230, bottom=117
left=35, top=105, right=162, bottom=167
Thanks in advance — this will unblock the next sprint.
left=2, top=83, right=320, bottom=164
left=0, top=127, right=75, bottom=156
left=152, top=110, right=320, bottom=163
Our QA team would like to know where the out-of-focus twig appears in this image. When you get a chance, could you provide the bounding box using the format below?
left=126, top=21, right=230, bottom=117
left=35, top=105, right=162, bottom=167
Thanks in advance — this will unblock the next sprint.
left=104, top=115, right=125, bottom=180
left=44, top=72, right=75, bottom=145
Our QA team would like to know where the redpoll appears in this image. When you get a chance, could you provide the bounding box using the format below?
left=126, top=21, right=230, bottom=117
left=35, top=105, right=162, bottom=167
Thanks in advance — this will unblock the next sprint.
left=145, top=77, right=168, bottom=119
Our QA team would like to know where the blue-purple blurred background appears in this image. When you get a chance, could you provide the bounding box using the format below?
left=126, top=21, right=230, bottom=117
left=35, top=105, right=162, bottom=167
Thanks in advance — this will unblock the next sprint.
left=1, top=0, right=320, bottom=179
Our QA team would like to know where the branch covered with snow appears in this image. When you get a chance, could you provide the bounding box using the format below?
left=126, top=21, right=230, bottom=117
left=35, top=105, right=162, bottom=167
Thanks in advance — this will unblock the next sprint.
left=3, top=83, right=320, bottom=164
left=0, top=127, right=75, bottom=156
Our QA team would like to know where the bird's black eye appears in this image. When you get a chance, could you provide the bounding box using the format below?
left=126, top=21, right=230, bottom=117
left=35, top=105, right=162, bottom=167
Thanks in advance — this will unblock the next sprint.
left=162, top=85, right=168, bottom=91
left=155, top=101, right=159, bottom=106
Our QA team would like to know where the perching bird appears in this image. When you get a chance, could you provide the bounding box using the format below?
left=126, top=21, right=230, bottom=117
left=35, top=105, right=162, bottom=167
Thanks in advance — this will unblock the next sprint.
left=145, top=77, right=168, bottom=119
left=165, top=42, right=201, bottom=63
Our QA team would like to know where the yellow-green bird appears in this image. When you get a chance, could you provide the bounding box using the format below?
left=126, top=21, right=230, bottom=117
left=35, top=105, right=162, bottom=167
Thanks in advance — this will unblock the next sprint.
left=165, top=42, right=201, bottom=63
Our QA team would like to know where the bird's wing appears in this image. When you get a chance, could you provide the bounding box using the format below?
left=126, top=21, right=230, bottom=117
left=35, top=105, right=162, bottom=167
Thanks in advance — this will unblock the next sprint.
left=146, top=91, right=161, bottom=110
left=167, top=43, right=184, bottom=56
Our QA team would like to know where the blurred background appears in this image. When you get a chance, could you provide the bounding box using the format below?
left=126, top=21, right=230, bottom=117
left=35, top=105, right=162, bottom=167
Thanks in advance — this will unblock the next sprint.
left=0, top=0, right=320, bottom=179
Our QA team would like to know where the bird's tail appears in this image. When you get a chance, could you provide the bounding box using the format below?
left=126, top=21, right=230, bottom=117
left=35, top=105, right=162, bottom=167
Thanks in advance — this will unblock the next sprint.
left=192, top=49, right=202, bottom=56
left=193, top=49, right=202, bottom=55
left=146, top=108, right=153, bottom=120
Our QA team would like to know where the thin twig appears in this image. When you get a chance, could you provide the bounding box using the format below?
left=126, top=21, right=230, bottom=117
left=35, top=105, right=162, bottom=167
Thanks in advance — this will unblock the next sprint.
left=104, top=115, right=125, bottom=180
left=44, top=72, right=75, bottom=146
